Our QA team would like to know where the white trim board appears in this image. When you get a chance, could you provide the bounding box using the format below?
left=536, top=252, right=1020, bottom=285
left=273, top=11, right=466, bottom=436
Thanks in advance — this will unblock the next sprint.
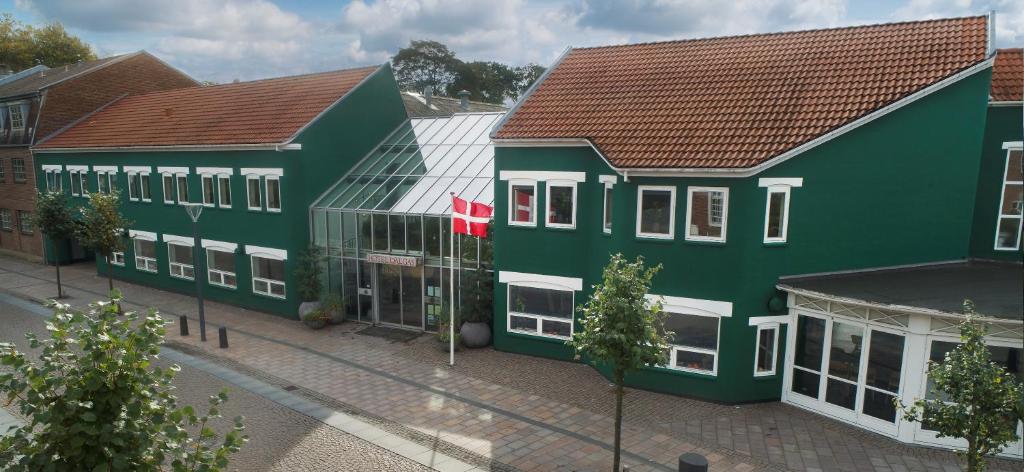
left=197, top=167, right=233, bottom=176
left=241, top=168, right=284, bottom=177
left=66, top=164, right=88, bottom=172
left=128, top=230, right=157, bottom=241
left=498, top=271, right=583, bottom=291
left=245, top=245, right=287, bottom=260
left=759, top=178, right=803, bottom=188
left=92, top=165, right=117, bottom=173
left=158, top=166, right=189, bottom=175
left=646, top=294, right=732, bottom=318
left=202, top=239, right=237, bottom=252
left=498, top=170, right=586, bottom=182
left=749, top=315, right=790, bottom=326
left=1003, top=141, right=1023, bottom=149
left=163, top=234, right=194, bottom=246
left=41, top=164, right=63, bottom=171
left=123, top=165, right=151, bottom=173
left=599, top=174, right=617, bottom=186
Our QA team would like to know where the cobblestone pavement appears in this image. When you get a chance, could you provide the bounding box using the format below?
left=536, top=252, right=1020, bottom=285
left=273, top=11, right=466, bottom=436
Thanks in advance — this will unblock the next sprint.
left=2, top=257, right=1021, bottom=472
left=0, top=296, right=432, bottom=471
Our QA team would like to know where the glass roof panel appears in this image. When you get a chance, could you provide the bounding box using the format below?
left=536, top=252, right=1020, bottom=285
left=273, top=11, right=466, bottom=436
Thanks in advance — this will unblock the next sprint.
left=313, top=112, right=505, bottom=215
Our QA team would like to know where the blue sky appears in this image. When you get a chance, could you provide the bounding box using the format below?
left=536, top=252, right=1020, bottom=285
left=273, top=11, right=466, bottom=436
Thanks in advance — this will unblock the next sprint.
left=3, top=0, right=1021, bottom=84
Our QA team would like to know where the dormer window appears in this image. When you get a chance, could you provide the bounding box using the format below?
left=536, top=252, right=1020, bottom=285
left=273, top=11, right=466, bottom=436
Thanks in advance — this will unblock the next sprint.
left=8, top=104, right=25, bottom=130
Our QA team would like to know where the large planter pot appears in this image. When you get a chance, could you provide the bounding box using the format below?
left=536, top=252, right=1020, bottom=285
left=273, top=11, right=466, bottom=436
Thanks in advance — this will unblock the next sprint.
left=327, top=307, right=345, bottom=324
left=299, top=301, right=325, bottom=329
left=460, top=321, right=491, bottom=348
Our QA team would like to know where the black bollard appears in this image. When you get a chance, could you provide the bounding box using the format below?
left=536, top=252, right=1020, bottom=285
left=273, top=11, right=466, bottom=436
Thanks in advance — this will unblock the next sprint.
left=218, top=327, right=229, bottom=348
left=179, top=315, right=189, bottom=336
left=678, top=453, right=708, bottom=472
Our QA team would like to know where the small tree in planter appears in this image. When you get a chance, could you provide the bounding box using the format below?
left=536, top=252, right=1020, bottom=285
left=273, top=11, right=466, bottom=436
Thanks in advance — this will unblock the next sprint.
left=34, top=190, right=77, bottom=299
left=899, top=300, right=1024, bottom=472
left=569, top=254, right=673, bottom=472
left=76, top=191, right=130, bottom=293
left=437, top=303, right=461, bottom=352
left=459, top=266, right=493, bottom=348
left=295, top=246, right=323, bottom=321
left=321, top=293, right=346, bottom=324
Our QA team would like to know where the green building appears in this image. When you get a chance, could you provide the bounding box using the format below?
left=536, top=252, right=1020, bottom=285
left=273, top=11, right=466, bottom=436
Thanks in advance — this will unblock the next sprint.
left=33, top=65, right=409, bottom=317
left=489, top=16, right=1022, bottom=456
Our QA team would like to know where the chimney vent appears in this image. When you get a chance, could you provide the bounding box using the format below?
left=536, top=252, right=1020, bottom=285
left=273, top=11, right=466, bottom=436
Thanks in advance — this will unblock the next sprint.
left=423, top=86, right=433, bottom=107
left=457, top=90, right=470, bottom=111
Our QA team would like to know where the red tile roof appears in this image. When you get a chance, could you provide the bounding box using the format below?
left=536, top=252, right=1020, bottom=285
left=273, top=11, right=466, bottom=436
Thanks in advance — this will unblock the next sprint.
left=494, top=16, right=989, bottom=169
left=991, top=48, right=1023, bottom=102
left=37, top=65, right=380, bottom=149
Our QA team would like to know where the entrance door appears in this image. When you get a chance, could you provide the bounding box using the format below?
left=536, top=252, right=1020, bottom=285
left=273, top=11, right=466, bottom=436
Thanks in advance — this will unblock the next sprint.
left=377, top=264, right=403, bottom=326
left=401, top=265, right=423, bottom=328
left=357, top=261, right=374, bottom=322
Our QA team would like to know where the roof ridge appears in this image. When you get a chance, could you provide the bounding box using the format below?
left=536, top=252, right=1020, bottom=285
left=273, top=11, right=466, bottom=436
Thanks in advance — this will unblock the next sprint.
left=572, top=14, right=987, bottom=52
left=194, top=64, right=381, bottom=90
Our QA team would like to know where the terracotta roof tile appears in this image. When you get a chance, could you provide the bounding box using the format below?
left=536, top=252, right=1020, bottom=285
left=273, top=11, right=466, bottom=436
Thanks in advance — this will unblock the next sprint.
left=37, top=65, right=379, bottom=149
left=494, top=16, right=989, bottom=169
left=991, top=48, right=1023, bottom=102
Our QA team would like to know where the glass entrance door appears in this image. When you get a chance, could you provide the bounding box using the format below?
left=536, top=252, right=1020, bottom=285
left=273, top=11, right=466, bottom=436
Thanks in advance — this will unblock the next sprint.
left=370, top=263, right=424, bottom=330
left=357, top=261, right=373, bottom=322
left=377, top=264, right=403, bottom=326
left=401, top=266, right=423, bottom=328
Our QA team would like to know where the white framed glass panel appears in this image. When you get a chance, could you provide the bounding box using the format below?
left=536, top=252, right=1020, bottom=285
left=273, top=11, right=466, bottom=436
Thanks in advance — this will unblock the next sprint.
left=201, top=175, right=215, bottom=206
left=994, top=148, right=1022, bottom=250
left=8, top=104, right=25, bottom=130
left=111, top=251, right=125, bottom=266
left=133, top=239, right=158, bottom=272
left=128, top=173, right=140, bottom=200
left=217, top=175, right=232, bottom=207
left=663, top=312, right=719, bottom=375
left=636, top=186, right=674, bottom=239
left=97, top=172, right=109, bottom=194
left=686, top=187, right=728, bottom=242
left=824, top=321, right=864, bottom=411
left=791, top=314, right=827, bottom=399
left=546, top=182, right=576, bottom=229
left=176, top=174, right=189, bottom=204
left=11, top=158, right=26, bottom=182
left=0, top=209, right=10, bottom=230
left=167, top=243, right=195, bottom=280
left=251, top=255, right=285, bottom=298
left=140, top=174, right=152, bottom=201
left=77, top=172, right=88, bottom=195
left=755, top=324, right=779, bottom=376
left=207, top=249, right=237, bottom=288
left=603, top=185, right=613, bottom=233
left=162, top=175, right=175, bottom=203
left=508, top=181, right=535, bottom=226
left=507, top=284, right=574, bottom=339
left=247, top=176, right=262, bottom=210
left=764, top=186, right=790, bottom=243
left=266, top=176, right=281, bottom=212
left=71, top=171, right=83, bottom=196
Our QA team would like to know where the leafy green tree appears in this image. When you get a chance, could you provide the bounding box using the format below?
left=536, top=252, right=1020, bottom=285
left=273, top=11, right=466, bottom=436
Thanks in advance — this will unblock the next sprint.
left=295, top=245, right=323, bottom=302
left=899, top=301, right=1024, bottom=472
left=512, top=63, right=546, bottom=100
left=0, top=14, right=95, bottom=71
left=447, top=61, right=518, bottom=104
left=77, top=191, right=130, bottom=292
left=392, top=40, right=460, bottom=93
left=569, top=254, right=672, bottom=471
left=33, top=191, right=77, bottom=299
left=0, top=294, right=247, bottom=471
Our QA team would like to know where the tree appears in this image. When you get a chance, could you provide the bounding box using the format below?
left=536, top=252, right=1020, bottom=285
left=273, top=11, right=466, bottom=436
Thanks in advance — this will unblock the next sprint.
left=391, top=40, right=459, bottom=93
left=77, top=191, right=130, bottom=292
left=295, top=245, right=323, bottom=303
left=899, top=300, right=1024, bottom=472
left=33, top=191, right=77, bottom=299
left=0, top=294, right=247, bottom=471
left=447, top=61, right=518, bottom=104
left=0, top=14, right=95, bottom=72
left=568, top=254, right=673, bottom=471
left=512, top=63, right=546, bottom=101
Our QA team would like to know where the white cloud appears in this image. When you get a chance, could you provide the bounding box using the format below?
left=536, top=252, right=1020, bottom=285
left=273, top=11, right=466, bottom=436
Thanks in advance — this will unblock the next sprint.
left=894, top=0, right=1023, bottom=46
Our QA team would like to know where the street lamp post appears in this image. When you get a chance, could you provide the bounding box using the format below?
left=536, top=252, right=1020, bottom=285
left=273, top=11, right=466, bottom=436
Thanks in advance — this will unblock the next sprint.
left=184, top=204, right=206, bottom=342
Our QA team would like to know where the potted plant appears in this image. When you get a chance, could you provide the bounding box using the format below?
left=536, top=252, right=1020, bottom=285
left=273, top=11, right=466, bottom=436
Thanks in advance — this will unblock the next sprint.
left=437, top=304, right=462, bottom=352
left=295, top=246, right=323, bottom=320
left=322, top=293, right=345, bottom=324
left=459, top=267, right=493, bottom=348
left=302, top=308, right=330, bottom=330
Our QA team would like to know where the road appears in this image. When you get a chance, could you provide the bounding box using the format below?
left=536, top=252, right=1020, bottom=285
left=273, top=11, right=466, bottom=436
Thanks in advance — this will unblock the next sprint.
left=0, top=296, right=432, bottom=472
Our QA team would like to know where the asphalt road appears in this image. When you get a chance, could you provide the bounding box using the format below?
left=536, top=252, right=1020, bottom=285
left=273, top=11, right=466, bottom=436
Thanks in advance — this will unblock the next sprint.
left=0, top=297, right=432, bottom=472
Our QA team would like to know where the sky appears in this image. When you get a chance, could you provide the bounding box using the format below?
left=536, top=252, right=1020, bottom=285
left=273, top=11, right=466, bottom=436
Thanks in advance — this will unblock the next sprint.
left=2, top=0, right=1021, bottom=84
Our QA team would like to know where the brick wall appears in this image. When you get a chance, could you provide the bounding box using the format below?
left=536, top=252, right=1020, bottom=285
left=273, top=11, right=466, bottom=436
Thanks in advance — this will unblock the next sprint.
left=35, top=52, right=198, bottom=141
left=0, top=146, right=41, bottom=257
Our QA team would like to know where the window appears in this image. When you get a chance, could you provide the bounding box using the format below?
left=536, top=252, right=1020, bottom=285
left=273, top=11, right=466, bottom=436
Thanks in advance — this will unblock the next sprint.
left=207, top=249, right=237, bottom=288
left=686, top=187, right=728, bottom=242
left=176, top=174, right=189, bottom=204
left=167, top=243, right=195, bottom=280
left=0, top=209, right=11, bottom=230
left=508, top=181, right=535, bottom=226
left=755, top=324, right=779, bottom=376
left=0, top=159, right=5, bottom=181
left=140, top=174, right=151, bottom=201
left=764, top=187, right=791, bottom=243
left=17, top=210, right=32, bottom=234
left=12, top=158, right=26, bottom=182
left=251, top=255, right=286, bottom=298
left=8, top=104, right=24, bottom=130
left=111, top=251, right=125, bottom=266
left=603, top=185, right=613, bottom=233
left=68, top=170, right=88, bottom=196
left=76, top=172, right=88, bottom=195
left=133, top=238, right=158, bottom=272
left=265, top=176, right=281, bottom=212
left=202, top=175, right=215, bottom=206
left=544, top=182, right=575, bottom=229
left=663, top=312, right=720, bottom=375
left=217, top=175, right=231, bottom=207
left=507, top=285, right=574, bottom=339
left=162, top=175, right=175, bottom=203
left=247, top=176, right=262, bottom=210
left=994, top=147, right=1022, bottom=250
left=45, top=170, right=62, bottom=192
left=128, top=173, right=140, bottom=200
left=636, top=186, right=675, bottom=239
left=96, top=171, right=116, bottom=194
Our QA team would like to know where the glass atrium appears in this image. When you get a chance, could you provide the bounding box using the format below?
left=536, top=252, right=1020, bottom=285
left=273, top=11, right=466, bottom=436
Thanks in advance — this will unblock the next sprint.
left=310, top=112, right=502, bottom=331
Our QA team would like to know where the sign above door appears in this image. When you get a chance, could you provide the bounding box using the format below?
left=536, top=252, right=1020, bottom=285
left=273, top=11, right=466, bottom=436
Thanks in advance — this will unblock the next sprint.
left=367, top=253, right=419, bottom=267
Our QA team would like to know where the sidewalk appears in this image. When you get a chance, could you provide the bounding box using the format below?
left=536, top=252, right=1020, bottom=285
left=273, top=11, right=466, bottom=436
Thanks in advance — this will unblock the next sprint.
left=1, top=257, right=1019, bottom=472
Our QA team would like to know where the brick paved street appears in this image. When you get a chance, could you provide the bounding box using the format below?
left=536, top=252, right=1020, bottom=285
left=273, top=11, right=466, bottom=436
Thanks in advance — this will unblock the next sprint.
left=1, top=256, right=1021, bottom=472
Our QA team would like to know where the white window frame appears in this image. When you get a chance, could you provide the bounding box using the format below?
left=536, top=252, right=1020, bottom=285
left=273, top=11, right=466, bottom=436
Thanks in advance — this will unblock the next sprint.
left=45, top=170, right=62, bottom=192
left=110, top=251, right=126, bottom=267
left=8, top=103, right=25, bottom=130
left=217, top=175, right=232, bottom=208
left=635, top=185, right=676, bottom=240
left=507, top=179, right=537, bottom=227
left=164, top=236, right=195, bottom=280
left=246, top=245, right=287, bottom=299
left=162, top=174, right=175, bottom=203
left=754, top=323, right=780, bottom=377
left=499, top=271, right=583, bottom=341
left=201, top=174, right=216, bottom=207
left=663, top=311, right=721, bottom=376
left=206, top=247, right=237, bottom=289
left=265, top=176, right=281, bottom=213
left=685, top=186, right=729, bottom=243
left=763, top=186, right=791, bottom=243
left=132, top=236, right=158, bottom=273
left=0, top=209, right=10, bottom=230
left=176, top=174, right=189, bottom=204
left=11, top=157, right=27, bottom=182
left=67, top=165, right=87, bottom=196
left=545, top=180, right=577, bottom=229
left=127, top=172, right=141, bottom=201
left=70, top=171, right=82, bottom=196
left=994, top=143, right=1023, bottom=251
left=246, top=175, right=262, bottom=211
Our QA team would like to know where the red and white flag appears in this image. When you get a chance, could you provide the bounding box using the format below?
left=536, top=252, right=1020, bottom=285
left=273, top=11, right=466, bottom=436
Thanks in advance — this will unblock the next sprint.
left=452, top=195, right=492, bottom=238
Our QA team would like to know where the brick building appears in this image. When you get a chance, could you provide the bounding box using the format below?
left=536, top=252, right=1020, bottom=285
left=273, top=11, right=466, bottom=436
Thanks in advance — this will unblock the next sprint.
left=0, top=51, right=197, bottom=259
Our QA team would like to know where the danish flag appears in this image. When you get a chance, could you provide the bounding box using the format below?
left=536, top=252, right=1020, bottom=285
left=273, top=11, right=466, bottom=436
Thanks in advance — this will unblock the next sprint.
left=452, top=195, right=492, bottom=238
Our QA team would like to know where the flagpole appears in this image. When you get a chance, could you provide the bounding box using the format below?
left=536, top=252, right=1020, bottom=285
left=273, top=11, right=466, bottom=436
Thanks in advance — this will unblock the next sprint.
left=449, top=192, right=455, bottom=367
